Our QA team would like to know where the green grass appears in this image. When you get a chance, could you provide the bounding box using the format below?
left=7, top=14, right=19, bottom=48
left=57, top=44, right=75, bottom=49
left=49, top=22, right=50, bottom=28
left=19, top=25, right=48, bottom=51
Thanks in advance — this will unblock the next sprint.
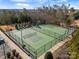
left=68, top=28, right=79, bottom=59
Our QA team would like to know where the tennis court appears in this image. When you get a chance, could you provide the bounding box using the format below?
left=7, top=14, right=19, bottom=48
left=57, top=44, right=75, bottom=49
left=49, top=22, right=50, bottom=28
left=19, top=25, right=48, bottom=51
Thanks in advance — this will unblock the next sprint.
left=8, top=25, right=73, bottom=57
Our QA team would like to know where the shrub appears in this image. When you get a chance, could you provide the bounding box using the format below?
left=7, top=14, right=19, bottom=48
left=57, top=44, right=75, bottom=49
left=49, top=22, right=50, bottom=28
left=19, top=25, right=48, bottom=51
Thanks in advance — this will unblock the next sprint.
left=15, top=52, right=19, bottom=58
left=6, top=52, right=11, bottom=58
left=12, top=49, right=16, bottom=56
left=22, top=45, right=26, bottom=48
left=17, top=55, right=22, bottom=59
left=10, top=56, right=14, bottom=59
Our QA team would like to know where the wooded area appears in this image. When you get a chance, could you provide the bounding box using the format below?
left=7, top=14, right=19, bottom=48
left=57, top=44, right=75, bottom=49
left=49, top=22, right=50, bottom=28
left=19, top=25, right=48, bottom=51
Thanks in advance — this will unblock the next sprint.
left=0, top=4, right=78, bottom=26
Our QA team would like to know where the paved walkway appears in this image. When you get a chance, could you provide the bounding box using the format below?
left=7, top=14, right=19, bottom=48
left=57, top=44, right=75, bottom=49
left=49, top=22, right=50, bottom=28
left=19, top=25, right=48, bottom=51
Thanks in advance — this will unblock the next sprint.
left=0, top=45, right=5, bottom=59
left=0, top=31, right=31, bottom=59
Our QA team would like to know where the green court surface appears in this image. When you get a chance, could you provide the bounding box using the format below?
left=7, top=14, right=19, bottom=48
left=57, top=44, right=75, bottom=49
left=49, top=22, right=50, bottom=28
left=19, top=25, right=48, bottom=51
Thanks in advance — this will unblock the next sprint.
left=9, top=25, right=73, bottom=57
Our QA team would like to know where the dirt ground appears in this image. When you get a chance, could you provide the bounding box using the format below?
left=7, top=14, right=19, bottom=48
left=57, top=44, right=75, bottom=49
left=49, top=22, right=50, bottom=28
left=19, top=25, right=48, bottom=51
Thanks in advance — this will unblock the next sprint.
left=74, top=20, right=79, bottom=26
left=0, top=25, right=16, bottom=31
left=71, top=20, right=79, bottom=27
